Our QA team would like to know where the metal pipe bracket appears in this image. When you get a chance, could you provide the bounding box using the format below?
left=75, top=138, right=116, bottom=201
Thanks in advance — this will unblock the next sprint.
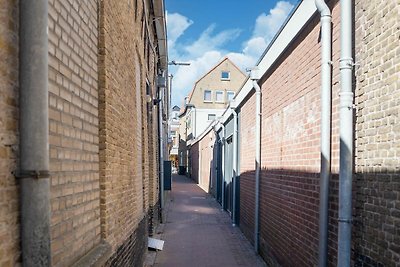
left=14, top=170, right=51, bottom=179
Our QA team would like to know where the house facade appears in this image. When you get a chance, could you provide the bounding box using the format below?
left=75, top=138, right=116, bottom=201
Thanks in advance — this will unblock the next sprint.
left=178, top=57, right=246, bottom=174
left=189, top=0, right=400, bottom=266
left=168, top=105, right=181, bottom=171
left=0, top=0, right=168, bottom=266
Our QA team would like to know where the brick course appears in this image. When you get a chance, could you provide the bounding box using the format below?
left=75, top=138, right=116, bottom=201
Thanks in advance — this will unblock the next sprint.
left=0, top=0, right=163, bottom=265
left=184, top=0, right=399, bottom=266
left=237, top=1, right=342, bottom=265
left=48, top=1, right=101, bottom=265
left=354, top=0, right=400, bottom=265
left=98, top=0, right=160, bottom=261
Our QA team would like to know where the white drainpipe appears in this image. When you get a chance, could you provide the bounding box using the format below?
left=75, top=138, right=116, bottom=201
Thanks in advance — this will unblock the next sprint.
left=251, top=68, right=261, bottom=253
left=338, top=0, right=354, bottom=266
left=221, top=123, right=226, bottom=210
left=231, top=102, right=238, bottom=226
left=315, top=0, right=332, bottom=266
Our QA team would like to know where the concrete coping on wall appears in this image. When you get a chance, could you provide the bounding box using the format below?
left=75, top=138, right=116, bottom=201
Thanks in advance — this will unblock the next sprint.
left=71, top=241, right=112, bottom=267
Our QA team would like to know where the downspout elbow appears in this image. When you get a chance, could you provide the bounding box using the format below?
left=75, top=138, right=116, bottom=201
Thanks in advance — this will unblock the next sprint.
left=315, top=0, right=331, bottom=18
left=252, top=80, right=261, bottom=93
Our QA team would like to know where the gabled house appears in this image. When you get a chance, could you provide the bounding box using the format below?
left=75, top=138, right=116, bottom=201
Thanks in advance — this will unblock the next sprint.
left=178, top=57, right=246, bottom=174
left=181, top=57, right=246, bottom=140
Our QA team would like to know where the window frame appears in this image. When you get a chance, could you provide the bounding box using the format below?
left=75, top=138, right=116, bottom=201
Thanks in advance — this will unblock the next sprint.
left=221, top=71, right=230, bottom=80
left=207, top=113, right=216, bottom=121
left=227, top=91, right=235, bottom=102
left=215, top=90, right=225, bottom=103
left=203, top=89, right=212, bottom=102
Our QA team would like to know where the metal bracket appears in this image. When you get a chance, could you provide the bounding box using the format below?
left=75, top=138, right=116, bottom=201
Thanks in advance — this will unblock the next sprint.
left=14, top=170, right=50, bottom=179
left=338, top=217, right=353, bottom=224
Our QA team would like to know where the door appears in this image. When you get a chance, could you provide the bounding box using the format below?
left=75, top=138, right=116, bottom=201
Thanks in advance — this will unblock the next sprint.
left=224, top=136, right=233, bottom=214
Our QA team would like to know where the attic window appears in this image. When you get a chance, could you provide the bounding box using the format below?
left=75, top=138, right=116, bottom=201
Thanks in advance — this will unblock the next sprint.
left=221, top=71, right=230, bottom=80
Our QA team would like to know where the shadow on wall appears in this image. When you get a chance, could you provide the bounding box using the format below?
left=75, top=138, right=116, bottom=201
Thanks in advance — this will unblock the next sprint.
left=238, top=167, right=400, bottom=267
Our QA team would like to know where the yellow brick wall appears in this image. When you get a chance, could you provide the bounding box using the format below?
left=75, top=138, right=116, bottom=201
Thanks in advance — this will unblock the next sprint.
left=99, top=0, right=160, bottom=252
left=0, top=0, right=20, bottom=265
left=354, top=0, right=400, bottom=265
left=48, top=1, right=101, bottom=266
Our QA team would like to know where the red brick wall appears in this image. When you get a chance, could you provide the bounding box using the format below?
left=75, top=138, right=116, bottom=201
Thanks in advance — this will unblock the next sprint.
left=239, top=1, right=341, bottom=265
left=190, top=129, right=217, bottom=194
left=239, top=94, right=257, bottom=244
left=199, top=130, right=215, bottom=193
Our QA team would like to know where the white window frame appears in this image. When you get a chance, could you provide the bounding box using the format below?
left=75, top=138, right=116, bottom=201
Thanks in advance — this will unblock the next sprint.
left=221, top=71, right=230, bottom=80
left=203, top=90, right=212, bottom=102
left=227, top=91, right=235, bottom=102
left=215, top=90, right=224, bottom=103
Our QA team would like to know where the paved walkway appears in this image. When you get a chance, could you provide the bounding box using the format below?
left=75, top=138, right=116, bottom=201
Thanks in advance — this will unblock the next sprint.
left=154, top=174, right=266, bottom=267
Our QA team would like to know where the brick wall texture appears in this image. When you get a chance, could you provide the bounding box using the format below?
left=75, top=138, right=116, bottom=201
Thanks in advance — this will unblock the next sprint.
left=238, top=1, right=341, bottom=265
left=0, top=0, right=162, bottom=266
left=190, top=129, right=216, bottom=193
left=99, top=0, right=159, bottom=265
left=188, top=0, right=399, bottom=266
left=48, top=1, right=101, bottom=265
left=0, top=0, right=20, bottom=265
left=353, top=0, right=400, bottom=265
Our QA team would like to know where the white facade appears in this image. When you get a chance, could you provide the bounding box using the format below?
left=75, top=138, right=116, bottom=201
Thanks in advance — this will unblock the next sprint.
left=186, top=108, right=225, bottom=139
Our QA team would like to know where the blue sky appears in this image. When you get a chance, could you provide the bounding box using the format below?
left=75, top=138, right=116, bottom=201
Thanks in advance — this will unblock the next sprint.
left=166, top=0, right=298, bottom=107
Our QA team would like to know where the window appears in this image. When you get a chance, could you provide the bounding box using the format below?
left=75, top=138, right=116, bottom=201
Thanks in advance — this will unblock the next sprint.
left=204, top=90, right=212, bottom=102
left=227, top=91, right=235, bottom=101
left=221, top=71, right=230, bottom=80
left=215, top=91, right=224, bottom=103
left=208, top=114, right=216, bottom=121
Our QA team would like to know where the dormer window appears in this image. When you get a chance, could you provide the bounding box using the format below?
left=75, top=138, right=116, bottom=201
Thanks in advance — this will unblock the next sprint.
left=221, top=71, right=230, bottom=80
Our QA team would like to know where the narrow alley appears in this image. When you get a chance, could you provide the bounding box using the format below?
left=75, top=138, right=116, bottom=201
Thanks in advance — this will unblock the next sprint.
left=153, top=175, right=266, bottom=267
left=1, top=0, right=399, bottom=266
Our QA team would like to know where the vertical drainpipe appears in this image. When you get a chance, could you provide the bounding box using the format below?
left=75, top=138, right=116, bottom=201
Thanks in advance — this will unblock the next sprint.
left=338, top=0, right=354, bottom=266
left=315, top=0, right=332, bottom=266
left=193, top=107, right=197, bottom=138
left=231, top=102, right=238, bottom=226
left=251, top=68, right=261, bottom=253
left=221, top=123, right=226, bottom=210
left=19, top=0, right=51, bottom=265
left=158, top=74, right=166, bottom=223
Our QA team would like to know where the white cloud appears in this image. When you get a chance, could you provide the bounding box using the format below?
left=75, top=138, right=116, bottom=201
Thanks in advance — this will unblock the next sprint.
left=253, top=1, right=294, bottom=42
left=168, top=1, right=294, bottom=106
left=184, top=25, right=241, bottom=58
left=172, top=50, right=223, bottom=102
left=166, top=12, right=193, bottom=59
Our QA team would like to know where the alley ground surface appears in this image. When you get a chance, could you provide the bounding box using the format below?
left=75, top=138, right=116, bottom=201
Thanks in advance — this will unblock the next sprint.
left=150, top=174, right=266, bottom=267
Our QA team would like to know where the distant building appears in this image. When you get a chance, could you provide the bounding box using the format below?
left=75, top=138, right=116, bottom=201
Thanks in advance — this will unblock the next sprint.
left=168, top=105, right=181, bottom=171
left=178, top=57, right=246, bottom=174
